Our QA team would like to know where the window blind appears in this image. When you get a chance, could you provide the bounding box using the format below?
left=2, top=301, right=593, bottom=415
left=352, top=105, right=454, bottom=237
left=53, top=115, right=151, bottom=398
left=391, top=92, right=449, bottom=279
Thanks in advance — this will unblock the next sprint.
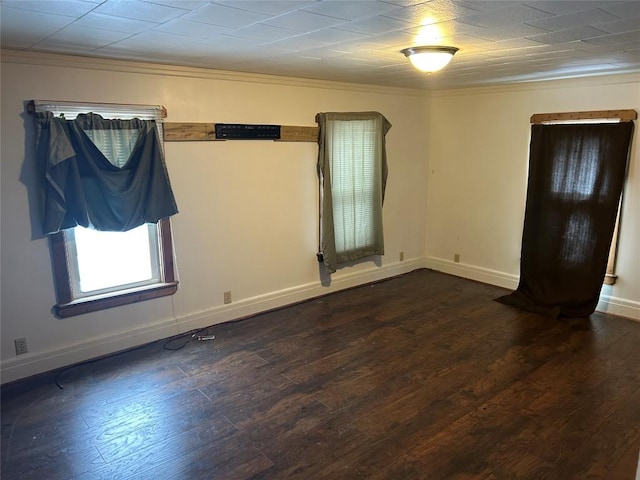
left=329, top=119, right=380, bottom=254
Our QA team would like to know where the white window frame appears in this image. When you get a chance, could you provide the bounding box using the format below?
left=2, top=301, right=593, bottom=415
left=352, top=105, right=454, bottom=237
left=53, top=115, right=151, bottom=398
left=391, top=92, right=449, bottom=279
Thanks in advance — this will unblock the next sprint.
left=66, top=224, right=162, bottom=299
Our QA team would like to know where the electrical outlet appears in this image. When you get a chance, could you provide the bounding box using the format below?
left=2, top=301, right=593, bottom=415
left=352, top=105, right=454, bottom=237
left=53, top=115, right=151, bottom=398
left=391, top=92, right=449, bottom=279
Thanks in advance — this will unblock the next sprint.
left=454, top=253, right=461, bottom=263
left=14, top=337, right=28, bottom=355
left=399, top=251, right=404, bottom=261
left=223, top=291, right=232, bottom=304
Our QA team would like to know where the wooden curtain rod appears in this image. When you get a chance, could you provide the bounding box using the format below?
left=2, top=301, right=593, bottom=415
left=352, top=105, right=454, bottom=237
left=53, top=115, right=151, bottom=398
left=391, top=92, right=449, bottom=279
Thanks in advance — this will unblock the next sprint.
left=530, top=109, right=637, bottom=124
left=163, top=122, right=318, bottom=143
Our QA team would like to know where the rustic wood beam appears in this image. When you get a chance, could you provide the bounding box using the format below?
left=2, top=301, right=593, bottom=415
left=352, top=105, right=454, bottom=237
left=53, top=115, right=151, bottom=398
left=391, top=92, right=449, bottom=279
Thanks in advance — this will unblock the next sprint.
left=164, top=122, right=216, bottom=141
left=278, top=125, right=319, bottom=143
left=530, top=109, right=637, bottom=124
left=163, top=122, right=318, bottom=142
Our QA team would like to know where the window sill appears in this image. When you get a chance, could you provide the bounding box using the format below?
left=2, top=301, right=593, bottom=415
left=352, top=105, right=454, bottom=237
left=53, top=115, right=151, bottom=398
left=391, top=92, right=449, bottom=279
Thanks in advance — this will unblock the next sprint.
left=55, top=282, right=178, bottom=318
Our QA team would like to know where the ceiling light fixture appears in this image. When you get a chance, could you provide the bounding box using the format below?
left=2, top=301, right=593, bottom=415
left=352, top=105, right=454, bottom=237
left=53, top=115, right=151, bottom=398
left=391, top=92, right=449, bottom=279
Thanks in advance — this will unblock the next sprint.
left=401, top=46, right=459, bottom=73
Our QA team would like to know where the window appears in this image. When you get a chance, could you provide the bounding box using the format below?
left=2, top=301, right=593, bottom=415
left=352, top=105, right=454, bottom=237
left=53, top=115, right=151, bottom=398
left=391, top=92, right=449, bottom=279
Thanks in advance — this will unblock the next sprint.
left=68, top=224, right=162, bottom=297
left=330, top=119, right=382, bottom=255
left=497, top=119, right=634, bottom=317
left=32, top=101, right=178, bottom=317
left=543, top=118, right=627, bottom=285
left=50, top=219, right=177, bottom=317
left=316, top=112, right=391, bottom=274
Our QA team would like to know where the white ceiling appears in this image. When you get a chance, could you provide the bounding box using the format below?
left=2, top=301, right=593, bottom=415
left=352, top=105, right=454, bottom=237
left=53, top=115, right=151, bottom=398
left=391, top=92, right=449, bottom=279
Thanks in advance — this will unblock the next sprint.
left=1, top=0, right=639, bottom=90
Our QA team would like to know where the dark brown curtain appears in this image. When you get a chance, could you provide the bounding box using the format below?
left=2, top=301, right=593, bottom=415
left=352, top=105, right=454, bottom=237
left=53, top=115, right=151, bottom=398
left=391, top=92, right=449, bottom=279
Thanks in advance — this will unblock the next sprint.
left=497, top=122, right=634, bottom=318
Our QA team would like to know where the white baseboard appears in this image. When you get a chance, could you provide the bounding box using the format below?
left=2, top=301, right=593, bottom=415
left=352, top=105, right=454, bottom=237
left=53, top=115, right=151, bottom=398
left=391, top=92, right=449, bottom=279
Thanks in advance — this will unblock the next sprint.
left=0, top=258, right=423, bottom=385
left=424, top=256, right=519, bottom=290
left=0, top=316, right=182, bottom=385
left=425, top=256, right=640, bottom=322
left=597, top=294, right=640, bottom=321
left=4, top=256, right=637, bottom=384
left=171, top=258, right=425, bottom=334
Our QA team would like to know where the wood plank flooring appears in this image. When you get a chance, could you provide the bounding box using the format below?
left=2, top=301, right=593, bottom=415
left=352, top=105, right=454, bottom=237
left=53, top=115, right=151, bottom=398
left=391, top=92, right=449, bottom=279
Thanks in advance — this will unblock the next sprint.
left=2, top=269, right=639, bottom=479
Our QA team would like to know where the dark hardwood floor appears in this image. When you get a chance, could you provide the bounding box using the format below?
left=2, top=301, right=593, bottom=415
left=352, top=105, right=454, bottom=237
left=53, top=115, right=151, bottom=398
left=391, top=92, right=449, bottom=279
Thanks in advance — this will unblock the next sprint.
left=2, top=269, right=639, bottom=479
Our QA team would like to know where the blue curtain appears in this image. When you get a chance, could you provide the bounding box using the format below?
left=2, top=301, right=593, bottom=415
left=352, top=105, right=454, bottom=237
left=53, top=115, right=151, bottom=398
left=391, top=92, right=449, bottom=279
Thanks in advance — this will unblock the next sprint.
left=34, top=112, right=178, bottom=234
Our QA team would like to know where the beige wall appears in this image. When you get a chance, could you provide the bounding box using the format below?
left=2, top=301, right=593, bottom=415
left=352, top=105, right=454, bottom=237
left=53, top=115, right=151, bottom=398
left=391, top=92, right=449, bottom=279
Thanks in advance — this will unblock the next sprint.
left=425, top=74, right=640, bottom=318
left=0, top=51, right=429, bottom=383
left=2, top=50, right=638, bottom=384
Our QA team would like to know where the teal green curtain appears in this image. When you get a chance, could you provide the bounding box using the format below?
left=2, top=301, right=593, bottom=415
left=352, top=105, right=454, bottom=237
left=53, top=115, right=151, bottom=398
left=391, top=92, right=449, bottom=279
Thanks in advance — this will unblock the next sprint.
left=34, top=112, right=178, bottom=234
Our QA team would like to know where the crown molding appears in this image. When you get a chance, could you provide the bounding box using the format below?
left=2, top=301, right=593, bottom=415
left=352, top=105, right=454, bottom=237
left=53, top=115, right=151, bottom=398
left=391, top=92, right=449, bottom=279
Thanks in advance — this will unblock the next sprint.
left=4, top=49, right=636, bottom=101
left=428, top=71, right=640, bottom=98
left=0, top=49, right=428, bottom=98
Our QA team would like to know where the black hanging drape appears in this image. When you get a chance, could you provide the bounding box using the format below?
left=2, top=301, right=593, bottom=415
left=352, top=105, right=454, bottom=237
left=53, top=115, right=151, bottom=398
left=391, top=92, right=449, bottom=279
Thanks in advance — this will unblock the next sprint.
left=34, top=112, right=178, bottom=234
left=497, top=122, right=634, bottom=318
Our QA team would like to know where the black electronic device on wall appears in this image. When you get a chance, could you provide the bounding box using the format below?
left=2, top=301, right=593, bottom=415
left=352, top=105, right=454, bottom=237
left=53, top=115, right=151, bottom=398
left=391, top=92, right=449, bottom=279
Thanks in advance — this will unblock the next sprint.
left=215, top=123, right=281, bottom=140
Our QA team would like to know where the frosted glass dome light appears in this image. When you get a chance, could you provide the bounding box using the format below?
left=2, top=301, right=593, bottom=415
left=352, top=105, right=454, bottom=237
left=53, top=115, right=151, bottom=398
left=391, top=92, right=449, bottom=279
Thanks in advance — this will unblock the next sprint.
left=401, top=46, right=459, bottom=73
